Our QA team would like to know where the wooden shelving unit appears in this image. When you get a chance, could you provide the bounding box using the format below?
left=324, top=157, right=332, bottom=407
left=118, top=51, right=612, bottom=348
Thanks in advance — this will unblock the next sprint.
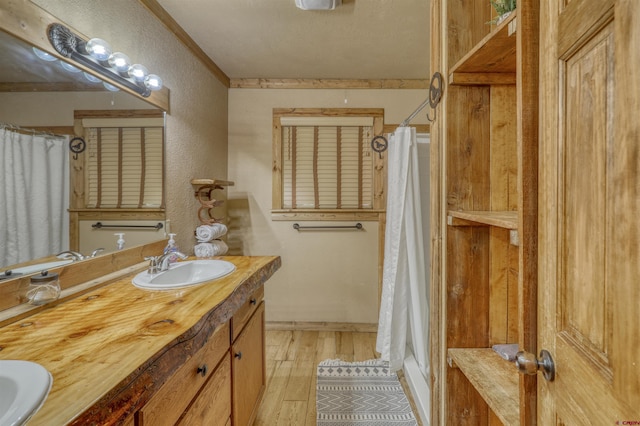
left=449, top=11, right=518, bottom=86
left=435, top=0, right=539, bottom=424
left=448, top=348, right=520, bottom=426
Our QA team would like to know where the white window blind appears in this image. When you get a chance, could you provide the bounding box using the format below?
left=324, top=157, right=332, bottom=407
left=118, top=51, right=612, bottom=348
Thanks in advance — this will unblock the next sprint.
left=282, top=125, right=373, bottom=209
left=86, top=126, right=164, bottom=208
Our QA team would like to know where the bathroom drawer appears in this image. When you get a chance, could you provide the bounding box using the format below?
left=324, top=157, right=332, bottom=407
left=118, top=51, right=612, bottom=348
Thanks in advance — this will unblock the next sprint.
left=138, top=321, right=230, bottom=426
left=231, top=286, right=264, bottom=341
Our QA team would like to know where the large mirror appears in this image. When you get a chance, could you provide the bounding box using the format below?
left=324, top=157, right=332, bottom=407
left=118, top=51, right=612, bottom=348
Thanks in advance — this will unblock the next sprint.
left=0, top=4, right=169, bottom=276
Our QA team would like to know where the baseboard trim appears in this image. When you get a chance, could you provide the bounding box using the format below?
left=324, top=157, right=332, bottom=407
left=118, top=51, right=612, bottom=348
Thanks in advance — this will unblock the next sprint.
left=266, top=321, right=378, bottom=333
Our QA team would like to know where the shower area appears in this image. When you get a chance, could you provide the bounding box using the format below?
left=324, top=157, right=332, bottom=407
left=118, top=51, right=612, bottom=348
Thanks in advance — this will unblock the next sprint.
left=376, top=127, right=431, bottom=425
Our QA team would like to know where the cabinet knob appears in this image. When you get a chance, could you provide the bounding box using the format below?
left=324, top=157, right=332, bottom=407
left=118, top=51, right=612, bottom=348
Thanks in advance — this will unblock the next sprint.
left=234, top=351, right=243, bottom=360
left=515, top=349, right=555, bottom=381
left=197, top=364, right=208, bottom=377
left=250, top=298, right=257, bottom=305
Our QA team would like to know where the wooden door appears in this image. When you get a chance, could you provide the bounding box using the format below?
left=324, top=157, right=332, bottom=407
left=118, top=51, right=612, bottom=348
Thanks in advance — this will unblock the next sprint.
left=538, top=0, right=640, bottom=423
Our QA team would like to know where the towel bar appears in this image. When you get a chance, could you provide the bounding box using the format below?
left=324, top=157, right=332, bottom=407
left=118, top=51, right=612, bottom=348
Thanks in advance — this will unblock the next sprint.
left=293, top=223, right=363, bottom=231
left=91, top=222, right=164, bottom=230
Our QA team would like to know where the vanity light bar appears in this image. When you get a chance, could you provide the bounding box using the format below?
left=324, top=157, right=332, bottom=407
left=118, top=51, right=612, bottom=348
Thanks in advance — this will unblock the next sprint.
left=47, top=23, right=162, bottom=98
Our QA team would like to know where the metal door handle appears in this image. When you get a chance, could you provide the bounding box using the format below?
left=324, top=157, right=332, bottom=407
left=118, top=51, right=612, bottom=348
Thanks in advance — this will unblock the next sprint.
left=515, top=349, right=555, bottom=381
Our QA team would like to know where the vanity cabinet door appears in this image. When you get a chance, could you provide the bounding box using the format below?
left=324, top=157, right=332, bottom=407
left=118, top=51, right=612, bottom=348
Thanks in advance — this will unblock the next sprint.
left=138, top=322, right=230, bottom=426
left=232, top=302, right=265, bottom=426
left=177, top=352, right=231, bottom=426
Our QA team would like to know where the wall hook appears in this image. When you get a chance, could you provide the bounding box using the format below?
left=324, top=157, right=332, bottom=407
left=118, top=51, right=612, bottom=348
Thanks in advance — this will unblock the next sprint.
left=69, top=137, right=86, bottom=160
left=370, top=135, right=388, bottom=158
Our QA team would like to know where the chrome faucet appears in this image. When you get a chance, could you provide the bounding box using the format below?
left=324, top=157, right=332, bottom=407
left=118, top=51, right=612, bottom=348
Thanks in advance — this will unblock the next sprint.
left=56, top=250, right=85, bottom=261
left=145, top=251, right=188, bottom=274
left=89, top=248, right=105, bottom=258
left=56, top=248, right=104, bottom=261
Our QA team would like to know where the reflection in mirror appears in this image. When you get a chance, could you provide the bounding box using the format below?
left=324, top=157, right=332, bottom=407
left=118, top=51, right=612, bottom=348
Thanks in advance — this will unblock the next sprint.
left=0, top=17, right=168, bottom=274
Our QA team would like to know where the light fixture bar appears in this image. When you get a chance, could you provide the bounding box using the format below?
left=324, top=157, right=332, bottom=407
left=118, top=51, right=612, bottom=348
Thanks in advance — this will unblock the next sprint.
left=47, top=23, right=156, bottom=97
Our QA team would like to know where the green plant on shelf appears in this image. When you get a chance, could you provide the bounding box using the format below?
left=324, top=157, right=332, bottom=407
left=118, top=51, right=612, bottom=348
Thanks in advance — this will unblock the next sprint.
left=489, top=0, right=516, bottom=24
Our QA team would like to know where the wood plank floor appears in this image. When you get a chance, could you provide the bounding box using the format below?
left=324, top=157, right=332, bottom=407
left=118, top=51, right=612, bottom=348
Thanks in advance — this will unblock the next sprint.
left=254, top=329, right=423, bottom=426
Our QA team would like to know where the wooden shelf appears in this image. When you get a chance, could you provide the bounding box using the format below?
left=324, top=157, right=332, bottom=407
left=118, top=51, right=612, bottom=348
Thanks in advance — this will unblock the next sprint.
left=447, top=210, right=518, bottom=229
left=448, top=348, right=520, bottom=426
left=449, top=11, right=517, bottom=85
left=190, top=178, right=235, bottom=187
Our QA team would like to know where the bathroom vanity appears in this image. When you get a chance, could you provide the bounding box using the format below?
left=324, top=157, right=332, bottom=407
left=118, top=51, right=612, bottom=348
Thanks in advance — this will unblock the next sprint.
left=0, top=248, right=280, bottom=426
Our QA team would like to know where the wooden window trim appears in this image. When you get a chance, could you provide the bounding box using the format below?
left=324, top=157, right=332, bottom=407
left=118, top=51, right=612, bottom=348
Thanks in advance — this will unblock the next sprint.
left=272, top=108, right=386, bottom=221
left=72, top=109, right=165, bottom=211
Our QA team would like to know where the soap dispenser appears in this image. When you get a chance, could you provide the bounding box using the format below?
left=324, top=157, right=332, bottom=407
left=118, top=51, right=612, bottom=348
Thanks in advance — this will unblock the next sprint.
left=114, top=233, right=125, bottom=250
left=164, top=233, right=179, bottom=264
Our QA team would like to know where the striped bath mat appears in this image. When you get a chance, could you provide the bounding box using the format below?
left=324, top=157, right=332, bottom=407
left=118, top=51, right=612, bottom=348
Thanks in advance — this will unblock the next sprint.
left=316, top=359, right=418, bottom=426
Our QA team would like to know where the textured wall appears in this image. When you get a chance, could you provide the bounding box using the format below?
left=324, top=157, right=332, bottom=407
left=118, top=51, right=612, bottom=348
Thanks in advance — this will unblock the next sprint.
left=31, top=0, right=229, bottom=253
left=228, top=88, right=429, bottom=323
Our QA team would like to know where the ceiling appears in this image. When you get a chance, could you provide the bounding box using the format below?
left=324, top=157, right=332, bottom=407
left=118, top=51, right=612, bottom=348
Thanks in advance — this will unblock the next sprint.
left=154, top=0, right=430, bottom=81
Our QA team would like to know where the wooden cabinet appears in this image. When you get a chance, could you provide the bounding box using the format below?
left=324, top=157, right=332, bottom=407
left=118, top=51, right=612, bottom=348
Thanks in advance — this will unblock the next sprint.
left=134, top=286, right=266, bottom=426
left=231, top=289, right=266, bottom=426
left=430, top=0, right=538, bottom=425
left=138, top=322, right=231, bottom=426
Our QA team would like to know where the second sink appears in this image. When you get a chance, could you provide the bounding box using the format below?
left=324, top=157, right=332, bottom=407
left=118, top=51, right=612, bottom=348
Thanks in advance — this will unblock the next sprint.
left=132, top=259, right=236, bottom=290
left=0, top=360, right=52, bottom=426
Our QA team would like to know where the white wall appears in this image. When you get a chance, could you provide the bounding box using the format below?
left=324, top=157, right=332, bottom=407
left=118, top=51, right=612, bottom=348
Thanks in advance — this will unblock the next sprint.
left=228, top=88, right=429, bottom=323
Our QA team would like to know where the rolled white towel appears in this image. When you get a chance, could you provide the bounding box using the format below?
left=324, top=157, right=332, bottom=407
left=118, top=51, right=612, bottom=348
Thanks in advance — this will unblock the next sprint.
left=194, top=242, right=214, bottom=258
left=195, top=223, right=228, bottom=242
left=194, top=240, right=228, bottom=258
left=211, top=240, right=228, bottom=255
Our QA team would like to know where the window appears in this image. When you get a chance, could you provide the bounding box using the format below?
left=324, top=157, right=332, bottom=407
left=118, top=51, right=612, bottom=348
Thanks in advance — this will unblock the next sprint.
left=77, top=112, right=165, bottom=209
left=272, top=108, right=385, bottom=218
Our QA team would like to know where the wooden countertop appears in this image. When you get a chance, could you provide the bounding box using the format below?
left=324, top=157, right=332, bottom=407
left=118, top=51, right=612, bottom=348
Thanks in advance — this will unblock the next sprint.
left=0, top=255, right=281, bottom=425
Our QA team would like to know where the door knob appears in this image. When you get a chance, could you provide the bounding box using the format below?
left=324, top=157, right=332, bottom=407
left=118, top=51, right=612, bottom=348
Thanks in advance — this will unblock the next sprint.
left=515, top=349, right=555, bottom=381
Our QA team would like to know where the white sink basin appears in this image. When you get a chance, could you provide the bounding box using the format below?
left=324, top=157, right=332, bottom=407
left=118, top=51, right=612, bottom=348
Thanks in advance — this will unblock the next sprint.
left=0, top=360, right=52, bottom=426
left=9, top=260, right=73, bottom=275
left=132, top=260, right=236, bottom=290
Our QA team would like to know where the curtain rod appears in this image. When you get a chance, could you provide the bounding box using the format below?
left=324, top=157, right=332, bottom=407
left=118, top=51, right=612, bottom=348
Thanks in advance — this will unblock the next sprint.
left=400, top=97, right=431, bottom=127
left=0, top=122, right=68, bottom=139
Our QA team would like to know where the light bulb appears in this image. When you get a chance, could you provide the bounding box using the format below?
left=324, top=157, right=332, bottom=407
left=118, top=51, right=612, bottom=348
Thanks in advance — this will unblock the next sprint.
left=103, top=82, right=120, bottom=92
left=83, top=72, right=102, bottom=83
left=32, top=47, right=57, bottom=62
left=85, top=38, right=112, bottom=61
left=60, top=61, right=81, bottom=73
left=107, top=52, right=131, bottom=73
left=128, top=64, right=148, bottom=83
left=144, top=74, right=163, bottom=91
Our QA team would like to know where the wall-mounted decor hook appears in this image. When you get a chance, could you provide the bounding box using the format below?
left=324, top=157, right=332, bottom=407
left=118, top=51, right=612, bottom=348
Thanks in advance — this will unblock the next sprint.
left=426, top=72, right=443, bottom=123
left=69, top=137, right=86, bottom=160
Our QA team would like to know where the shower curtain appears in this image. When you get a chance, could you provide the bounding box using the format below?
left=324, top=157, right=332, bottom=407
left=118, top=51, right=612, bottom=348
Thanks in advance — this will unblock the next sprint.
left=0, top=127, right=69, bottom=267
left=376, top=126, right=429, bottom=374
